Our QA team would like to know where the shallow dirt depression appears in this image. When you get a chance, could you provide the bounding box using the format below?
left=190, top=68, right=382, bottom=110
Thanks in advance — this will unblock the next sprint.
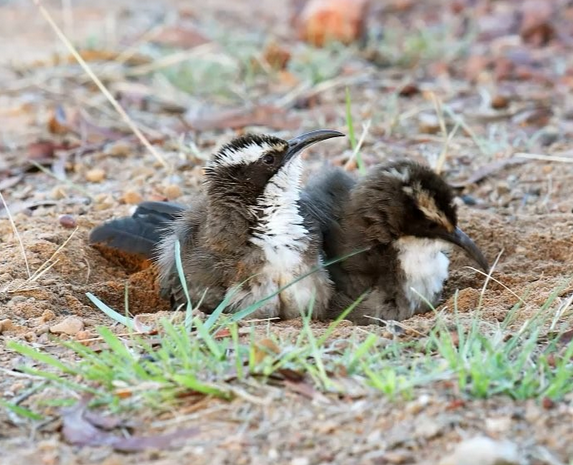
left=2, top=202, right=573, bottom=332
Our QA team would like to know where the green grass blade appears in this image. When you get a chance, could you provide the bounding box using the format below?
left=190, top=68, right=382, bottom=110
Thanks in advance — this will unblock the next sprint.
left=86, top=292, right=134, bottom=330
left=174, top=239, right=194, bottom=330
left=0, top=399, right=42, bottom=420
left=7, top=341, right=78, bottom=375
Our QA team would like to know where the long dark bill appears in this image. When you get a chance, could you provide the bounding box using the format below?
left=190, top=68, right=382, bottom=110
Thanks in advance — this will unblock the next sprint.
left=440, top=227, right=490, bottom=272
left=285, top=129, right=345, bottom=163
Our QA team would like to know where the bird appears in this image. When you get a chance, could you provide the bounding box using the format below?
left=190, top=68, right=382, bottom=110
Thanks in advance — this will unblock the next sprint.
left=303, top=159, right=490, bottom=324
left=89, top=129, right=345, bottom=320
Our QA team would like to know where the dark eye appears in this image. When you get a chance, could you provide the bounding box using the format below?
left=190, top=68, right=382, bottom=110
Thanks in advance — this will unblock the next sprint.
left=262, top=154, right=275, bottom=165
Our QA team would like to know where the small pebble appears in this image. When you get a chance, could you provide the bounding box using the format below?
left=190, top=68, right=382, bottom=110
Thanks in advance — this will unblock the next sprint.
left=122, top=190, right=143, bottom=205
left=418, top=113, right=441, bottom=134
left=439, top=436, right=520, bottom=465
left=35, top=324, right=50, bottom=336
left=41, top=310, right=56, bottom=322
left=164, top=184, right=182, bottom=200
left=105, top=141, right=132, bottom=157
left=75, top=330, right=91, bottom=341
left=539, top=126, right=559, bottom=147
left=50, top=316, right=84, bottom=335
left=85, top=168, right=106, bottom=183
left=461, top=194, right=477, bottom=206
left=51, top=186, right=67, bottom=200
left=0, top=319, right=15, bottom=334
left=59, top=214, right=77, bottom=229
left=491, top=94, right=509, bottom=109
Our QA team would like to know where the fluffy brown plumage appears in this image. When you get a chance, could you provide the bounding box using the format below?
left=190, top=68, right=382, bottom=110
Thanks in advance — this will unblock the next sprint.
left=305, top=160, right=489, bottom=324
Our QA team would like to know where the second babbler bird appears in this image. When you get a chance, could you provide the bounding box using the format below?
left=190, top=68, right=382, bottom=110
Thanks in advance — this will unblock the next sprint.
left=304, top=160, right=489, bottom=324
left=90, top=129, right=344, bottom=319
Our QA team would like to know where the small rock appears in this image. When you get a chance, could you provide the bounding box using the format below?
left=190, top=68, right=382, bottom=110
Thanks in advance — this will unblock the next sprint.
left=51, top=186, right=67, bottom=200
left=122, top=190, right=143, bottom=205
left=485, top=416, right=512, bottom=433
left=41, top=310, right=56, bottom=322
left=414, top=415, right=441, bottom=439
left=290, top=458, right=309, bottom=465
left=491, top=94, right=509, bottom=110
left=75, top=330, right=91, bottom=341
left=0, top=319, right=15, bottom=334
left=418, top=113, right=441, bottom=134
left=50, top=317, right=84, bottom=335
left=58, top=214, right=77, bottom=229
left=539, top=126, right=559, bottom=147
left=35, top=324, right=50, bottom=336
left=461, top=194, right=477, bottom=206
left=439, top=436, right=521, bottom=465
left=105, top=141, right=132, bottom=157
left=86, top=168, right=106, bottom=183
left=164, top=184, right=182, bottom=200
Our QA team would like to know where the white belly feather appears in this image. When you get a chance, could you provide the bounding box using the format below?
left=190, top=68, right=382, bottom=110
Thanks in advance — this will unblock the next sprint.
left=395, top=237, right=452, bottom=311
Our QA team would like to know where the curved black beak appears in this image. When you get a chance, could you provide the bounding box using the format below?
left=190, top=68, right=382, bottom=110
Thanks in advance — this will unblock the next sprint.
left=438, top=227, right=490, bottom=272
left=285, top=129, right=345, bottom=164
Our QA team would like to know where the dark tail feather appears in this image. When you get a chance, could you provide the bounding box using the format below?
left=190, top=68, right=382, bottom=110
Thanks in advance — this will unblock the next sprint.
left=89, top=201, right=185, bottom=258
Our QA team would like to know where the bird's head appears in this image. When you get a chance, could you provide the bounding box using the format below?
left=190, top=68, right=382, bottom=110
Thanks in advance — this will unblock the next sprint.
left=204, top=130, right=344, bottom=204
left=353, top=160, right=489, bottom=271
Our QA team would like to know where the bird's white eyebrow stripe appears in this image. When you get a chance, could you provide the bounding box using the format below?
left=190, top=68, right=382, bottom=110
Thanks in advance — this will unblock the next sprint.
left=213, top=142, right=284, bottom=167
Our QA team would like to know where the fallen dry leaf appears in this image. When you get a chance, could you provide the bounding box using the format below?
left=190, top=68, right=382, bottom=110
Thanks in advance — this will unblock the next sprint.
left=48, top=106, right=78, bottom=135
left=185, top=105, right=302, bottom=131
left=27, top=141, right=57, bottom=162
left=295, top=0, right=370, bottom=47
left=62, top=397, right=200, bottom=451
left=253, top=338, right=281, bottom=364
left=284, top=379, right=330, bottom=402
left=262, top=42, right=292, bottom=70
left=153, top=25, right=210, bottom=48
left=520, top=0, right=556, bottom=46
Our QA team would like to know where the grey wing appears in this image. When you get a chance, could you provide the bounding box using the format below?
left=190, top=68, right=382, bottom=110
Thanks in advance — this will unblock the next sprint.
left=89, top=201, right=185, bottom=258
left=301, top=167, right=355, bottom=237
left=155, top=200, right=227, bottom=312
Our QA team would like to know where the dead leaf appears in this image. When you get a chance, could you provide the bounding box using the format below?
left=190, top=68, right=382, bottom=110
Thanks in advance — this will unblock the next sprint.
left=275, top=368, right=305, bottom=382
left=253, top=338, right=281, bottom=364
left=153, top=25, right=210, bottom=48
left=263, top=42, right=292, bottom=70
left=284, top=379, right=330, bottom=402
left=61, top=397, right=200, bottom=451
left=520, top=0, right=556, bottom=46
left=398, top=82, right=420, bottom=97
left=185, top=105, right=302, bottom=131
left=512, top=107, right=553, bottom=127
left=295, top=0, right=370, bottom=47
left=449, top=158, right=527, bottom=188
left=48, top=106, right=78, bottom=135
left=27, top=141, right=57, bottom=162
left=213, top=328, right=232, bottom=339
